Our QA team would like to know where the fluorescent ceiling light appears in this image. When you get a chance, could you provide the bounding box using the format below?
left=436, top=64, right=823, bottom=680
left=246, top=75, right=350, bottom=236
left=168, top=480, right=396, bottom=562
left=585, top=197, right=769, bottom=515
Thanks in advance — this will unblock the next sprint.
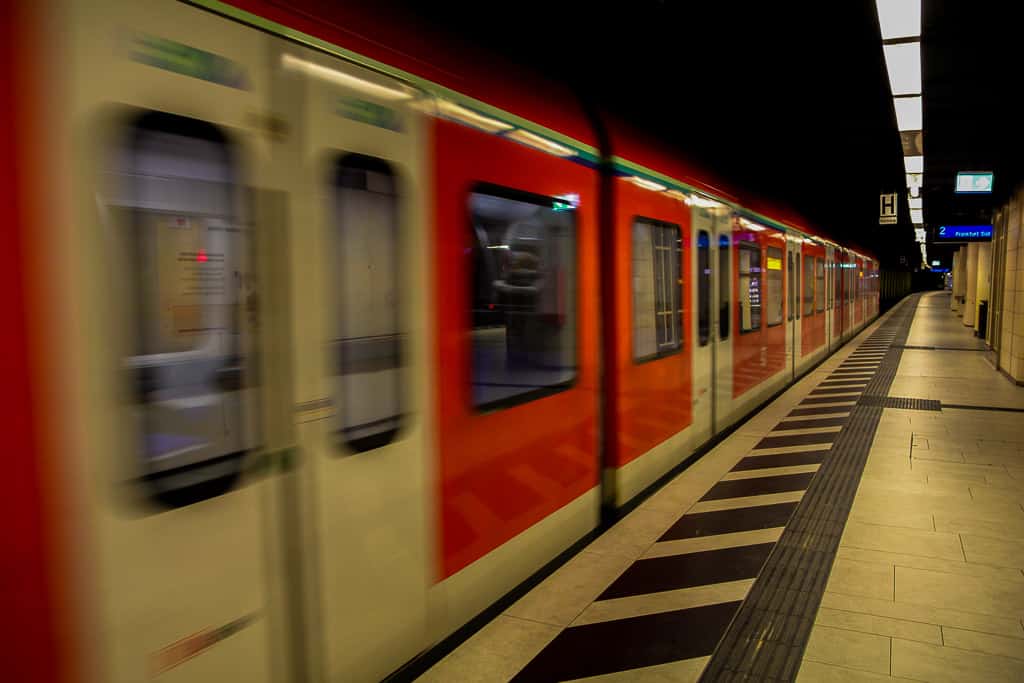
left=281, top=54, right=414, bottom=101
left=739, top=217, right=767, bottom=232
left=883, top=42, right=921, bottom=95
left=436, top=100, right=513, bottom=133
left=909, top=196, right=922, bottom=209
left=683, top=192, right=727, bottom=208
left=504, top=129, right=574, bottom=157
left=910, top=208, right=924, bottom=223
left=876, top=0, right=921, bottom=40
left=894, top=96, right=922, bottom=131
left=664, top=189, right=688, bottom=202
left=904, top=155, right=924, bottom=174
left=628, top=177, right=668, bottom=192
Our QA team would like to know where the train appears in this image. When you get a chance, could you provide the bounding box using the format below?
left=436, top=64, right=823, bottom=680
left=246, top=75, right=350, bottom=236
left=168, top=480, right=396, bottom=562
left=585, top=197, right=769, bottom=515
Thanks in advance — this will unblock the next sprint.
left=2, top=1, right=879, bottom=681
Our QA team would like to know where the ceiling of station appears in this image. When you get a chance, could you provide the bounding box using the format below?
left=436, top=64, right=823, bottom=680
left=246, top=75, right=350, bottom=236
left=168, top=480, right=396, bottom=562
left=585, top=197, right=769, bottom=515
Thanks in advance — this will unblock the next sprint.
left=372, top=1, right=1022, bottom=267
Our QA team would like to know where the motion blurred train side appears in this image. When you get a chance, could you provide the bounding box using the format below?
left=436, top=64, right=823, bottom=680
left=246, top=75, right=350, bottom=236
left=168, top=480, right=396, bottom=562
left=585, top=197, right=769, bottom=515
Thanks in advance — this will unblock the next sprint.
left=3, top=1, right=879, bottom=681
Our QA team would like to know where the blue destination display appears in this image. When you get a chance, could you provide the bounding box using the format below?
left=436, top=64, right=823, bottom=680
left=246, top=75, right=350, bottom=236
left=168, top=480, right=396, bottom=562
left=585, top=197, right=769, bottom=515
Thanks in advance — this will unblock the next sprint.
left=936, top=225, right=993, bottom=240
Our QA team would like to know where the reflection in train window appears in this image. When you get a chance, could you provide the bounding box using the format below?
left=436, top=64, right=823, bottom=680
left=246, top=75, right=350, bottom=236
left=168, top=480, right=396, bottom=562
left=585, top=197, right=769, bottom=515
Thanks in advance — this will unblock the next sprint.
left=766, top=246, right=783, bottom=327
left=114, top=112, right=256, bottom=502
left=803, top=253, right=815, bottom=316
left=738, top=242, right=762, bottom=333
left=698, top=230, right=711, bottom=346
left=332, top=154, right=402, bottom=452
left=469, top=185, right=576, bottom=410
left=815, top=258, right=826, bottom=312
left=719, top=235, right=730, bottom=341
left=634, top=217, right=682, bottom=360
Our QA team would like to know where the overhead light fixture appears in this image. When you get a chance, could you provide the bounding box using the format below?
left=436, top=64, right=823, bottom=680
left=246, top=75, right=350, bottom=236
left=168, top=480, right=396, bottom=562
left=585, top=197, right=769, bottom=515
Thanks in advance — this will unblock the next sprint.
left=683, top=192, right=727, bottom=208
left=894, top=96, right=923, bottom=131
left=281, top=54, right=414, bottom=101
left=664, top=189, right=688, bottom=202
left=904, top=155, right=924, bottom=174
left=915, top=227, right=927, bottom=243
left=504, top=129, right=574, bottom=157
left=909, top=196, right=922, bottom=209
left=436, top=100, right=513, bottom=133
left=883, top=42, right=922, bottom=95
left=876, top=0, right=921, bottom=40
left=628, top=176, right=668, bottom=192
left=910, top=207, right=924, bottom=223
left=738, top=217, right=767, bottom=232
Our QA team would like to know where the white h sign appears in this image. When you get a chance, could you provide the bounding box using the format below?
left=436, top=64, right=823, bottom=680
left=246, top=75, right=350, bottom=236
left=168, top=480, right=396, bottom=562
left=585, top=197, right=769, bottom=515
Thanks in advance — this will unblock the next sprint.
left=880, top=193, right=897, bottom=224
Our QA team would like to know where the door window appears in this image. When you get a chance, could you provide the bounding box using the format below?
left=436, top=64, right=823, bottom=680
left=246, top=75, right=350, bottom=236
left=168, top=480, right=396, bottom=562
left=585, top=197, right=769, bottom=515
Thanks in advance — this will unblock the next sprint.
left=331, top=154, right=403, bottom=452
left=633, top=217, right=683, bottom=359
left=469, top=185, right=577, bottom=410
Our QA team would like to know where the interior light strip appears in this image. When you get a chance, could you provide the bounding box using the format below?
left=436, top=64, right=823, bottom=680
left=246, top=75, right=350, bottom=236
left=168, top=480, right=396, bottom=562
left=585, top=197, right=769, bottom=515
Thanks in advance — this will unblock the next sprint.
left=504, top=129, right=574, bottom=157
left=281, top=54, right=414, bottom=101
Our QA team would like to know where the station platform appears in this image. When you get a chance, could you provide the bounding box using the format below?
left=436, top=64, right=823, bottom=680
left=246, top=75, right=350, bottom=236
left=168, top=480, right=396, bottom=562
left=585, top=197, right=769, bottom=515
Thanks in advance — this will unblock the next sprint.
left=416, top=292, right=1024, bottom=682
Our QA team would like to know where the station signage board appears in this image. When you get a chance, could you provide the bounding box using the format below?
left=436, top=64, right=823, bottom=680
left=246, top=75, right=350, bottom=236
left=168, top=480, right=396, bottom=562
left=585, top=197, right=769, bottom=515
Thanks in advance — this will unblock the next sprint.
left=954, top=172, right=994, bottom=194
left=936, top=225, right=993, bottom=240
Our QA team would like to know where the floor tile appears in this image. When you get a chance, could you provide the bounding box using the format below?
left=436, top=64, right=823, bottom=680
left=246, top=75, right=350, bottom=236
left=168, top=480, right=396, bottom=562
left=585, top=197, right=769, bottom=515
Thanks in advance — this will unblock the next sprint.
left=573, top=579, right=753, bottom=626
left=803, top=624, right=891, bottom=675
left=825, top=557, right=895, bottom=601
left=941, top=626, right=1024, bottom=661
left=835, top=546, right=1024, bottom=583
left=820, top=591, right=1024, bottom=639
left=840, top=521, right=964, bottom=561
left=796, top=660, right=909, bottom=681
left=894, top=565, right=1024, bottom=618
left=961, top=534, right=1024, bottom=570
left=891, top=637, right=1024, bottom=682
left=644, top=527, right=783, bottom=558
left=416, top=615, right=560, bottom=683
left=565, top=656, right=710, bottom=682
left=504, top=551, right=636, bottom=627
left=815, top=606, right=941, bottom=644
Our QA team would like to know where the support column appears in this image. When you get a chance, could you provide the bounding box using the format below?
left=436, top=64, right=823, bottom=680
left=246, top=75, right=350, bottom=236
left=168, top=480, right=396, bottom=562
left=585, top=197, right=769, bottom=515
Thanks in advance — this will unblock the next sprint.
left=951, top=250, right=960, bottom=311
left=976, top=242, right=992, bottom=337
left=964, top=243, right=980, bottom=327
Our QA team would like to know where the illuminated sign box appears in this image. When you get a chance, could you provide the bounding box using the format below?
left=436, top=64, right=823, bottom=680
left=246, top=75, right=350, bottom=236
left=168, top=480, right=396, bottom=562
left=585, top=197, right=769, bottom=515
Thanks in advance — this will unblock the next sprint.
left=936, top=225, right=993, bottom=240
left=955, top=172, right=994, bottom=194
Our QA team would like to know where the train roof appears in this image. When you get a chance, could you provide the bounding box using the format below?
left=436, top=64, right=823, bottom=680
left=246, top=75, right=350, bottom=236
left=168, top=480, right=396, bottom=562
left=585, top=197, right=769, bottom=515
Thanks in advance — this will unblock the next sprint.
left=211, top=0, right=875, bottom=261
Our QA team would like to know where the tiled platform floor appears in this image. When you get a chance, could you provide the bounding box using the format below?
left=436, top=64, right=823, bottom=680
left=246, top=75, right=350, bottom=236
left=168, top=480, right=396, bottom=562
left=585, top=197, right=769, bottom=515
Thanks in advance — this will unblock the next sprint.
left=416, top=293, right=1024, bottom=682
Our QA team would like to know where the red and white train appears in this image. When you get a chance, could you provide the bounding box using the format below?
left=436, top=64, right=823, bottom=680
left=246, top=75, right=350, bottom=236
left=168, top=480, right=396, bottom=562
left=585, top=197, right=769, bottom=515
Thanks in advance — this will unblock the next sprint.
left=3, top=1, right=879, bottom=681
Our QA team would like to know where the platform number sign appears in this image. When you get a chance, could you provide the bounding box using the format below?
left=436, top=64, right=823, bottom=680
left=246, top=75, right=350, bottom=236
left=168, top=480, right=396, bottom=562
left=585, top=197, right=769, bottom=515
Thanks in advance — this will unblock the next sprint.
left=879, top=193, right=897, bottom=225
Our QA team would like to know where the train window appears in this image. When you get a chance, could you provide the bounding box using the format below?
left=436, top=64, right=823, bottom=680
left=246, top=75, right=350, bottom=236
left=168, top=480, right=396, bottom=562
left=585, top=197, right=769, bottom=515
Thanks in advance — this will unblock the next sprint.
left=738, top=242, right=762, bottom=333
left=470, top=185, right=576, bottom=410
left=719, top=235, right=730, bottom=341
left=698, top=231, right=711, bottom=346
left=787, top=252, right=795, bottom=322
left=634, top=217, right=682, bottom=360
left=802, top=253, right=815, bottom=316
left=766, top=246, right=783, bottom=326
left=115, top=111, right=256, bottom=506
left=815, top=258, right=826, bottom=312
left=331, top=154, right=403, bottom=452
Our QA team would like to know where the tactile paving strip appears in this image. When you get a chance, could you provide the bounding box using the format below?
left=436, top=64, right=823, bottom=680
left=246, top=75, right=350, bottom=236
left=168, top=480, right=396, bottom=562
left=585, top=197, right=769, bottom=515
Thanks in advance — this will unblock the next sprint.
left=858, top=395, right=942, bottom=411
left=699, top=295, right=923, bottom=682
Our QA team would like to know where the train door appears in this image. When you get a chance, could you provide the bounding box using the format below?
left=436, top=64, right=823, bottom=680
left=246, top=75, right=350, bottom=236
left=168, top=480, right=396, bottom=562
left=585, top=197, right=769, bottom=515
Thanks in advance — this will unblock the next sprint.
left=713, top=215, right=734, bottom=432
left=693, top=204, right=733, bottom=438
left=269, top=41, right=432, bottom=682
left=65, top=2, right=284, bottom=681
left=692, top=217, right=714, bottom=443
left=785, top=238, right=801, bottom=380
left=825, top=246, right=834, bottom=350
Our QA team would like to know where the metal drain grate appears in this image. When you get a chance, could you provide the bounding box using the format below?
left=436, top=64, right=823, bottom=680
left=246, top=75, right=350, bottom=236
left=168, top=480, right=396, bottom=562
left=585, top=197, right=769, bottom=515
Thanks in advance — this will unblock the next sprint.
left=859, top=395, right=942, bottom=411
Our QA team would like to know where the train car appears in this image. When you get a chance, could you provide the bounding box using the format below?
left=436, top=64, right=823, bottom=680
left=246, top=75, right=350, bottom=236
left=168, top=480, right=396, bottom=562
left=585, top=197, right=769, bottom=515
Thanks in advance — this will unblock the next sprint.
left=5, top=1, right=878, bottom=682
